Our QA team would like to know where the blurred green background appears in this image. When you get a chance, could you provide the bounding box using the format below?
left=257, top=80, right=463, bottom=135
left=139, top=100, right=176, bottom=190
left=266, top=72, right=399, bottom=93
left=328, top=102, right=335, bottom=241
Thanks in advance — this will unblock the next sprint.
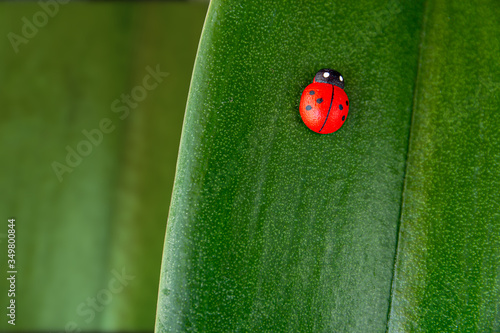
left=0, top=1, right=208, bottom=332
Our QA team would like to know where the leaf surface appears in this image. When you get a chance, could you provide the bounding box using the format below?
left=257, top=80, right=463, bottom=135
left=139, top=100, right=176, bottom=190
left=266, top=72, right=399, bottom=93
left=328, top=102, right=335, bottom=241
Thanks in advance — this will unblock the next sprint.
left=388, top=1, right=500, bottom=331
left=156, top=1, right=424, bottom=331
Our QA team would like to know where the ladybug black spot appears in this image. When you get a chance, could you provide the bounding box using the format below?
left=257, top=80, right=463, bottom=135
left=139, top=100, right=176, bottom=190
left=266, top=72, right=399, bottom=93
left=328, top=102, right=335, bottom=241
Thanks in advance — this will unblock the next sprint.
left=306, top=105, right=312, bottom=110
left=309, top=91, right=315, bottom=95
left=316, top=98, right=323, bottom=104
left=346, top=100, right=349, bottom=106
left=342, top=115, right=345, bottom=121
left=339, top=104, right=343, bottom=110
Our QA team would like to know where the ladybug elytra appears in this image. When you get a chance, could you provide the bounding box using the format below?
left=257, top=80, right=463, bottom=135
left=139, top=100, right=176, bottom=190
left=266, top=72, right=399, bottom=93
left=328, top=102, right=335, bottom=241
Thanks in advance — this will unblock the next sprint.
left=299, top=69, right=349, bottom=134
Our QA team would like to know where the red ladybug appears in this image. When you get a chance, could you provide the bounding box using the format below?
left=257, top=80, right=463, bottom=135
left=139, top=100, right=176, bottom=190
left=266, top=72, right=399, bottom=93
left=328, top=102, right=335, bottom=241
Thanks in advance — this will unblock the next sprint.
left=299, top=69, right=349, bottom=134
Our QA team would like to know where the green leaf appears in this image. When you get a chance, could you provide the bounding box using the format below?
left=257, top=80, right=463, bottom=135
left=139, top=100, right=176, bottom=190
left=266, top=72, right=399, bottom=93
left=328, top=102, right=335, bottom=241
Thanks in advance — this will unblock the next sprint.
left=157, top=0, right=500, bottom=331
left=156, top=0, right=424, bottom=331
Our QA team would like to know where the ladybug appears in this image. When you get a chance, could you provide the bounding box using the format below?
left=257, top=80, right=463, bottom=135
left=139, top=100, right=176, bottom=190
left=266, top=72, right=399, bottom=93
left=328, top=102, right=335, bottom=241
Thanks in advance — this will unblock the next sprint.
left=299, top=69, right=349, bottom=134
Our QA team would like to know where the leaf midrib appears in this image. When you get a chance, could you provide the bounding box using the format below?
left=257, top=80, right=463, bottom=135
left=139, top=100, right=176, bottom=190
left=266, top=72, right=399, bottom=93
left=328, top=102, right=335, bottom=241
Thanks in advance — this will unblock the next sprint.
left=385, top=0, right=431, bottom=330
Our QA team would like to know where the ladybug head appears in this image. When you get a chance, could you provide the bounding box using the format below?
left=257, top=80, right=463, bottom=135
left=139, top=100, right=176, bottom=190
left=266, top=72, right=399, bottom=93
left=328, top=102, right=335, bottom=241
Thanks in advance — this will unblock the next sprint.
left=313, top=68, right=345, bottom=89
